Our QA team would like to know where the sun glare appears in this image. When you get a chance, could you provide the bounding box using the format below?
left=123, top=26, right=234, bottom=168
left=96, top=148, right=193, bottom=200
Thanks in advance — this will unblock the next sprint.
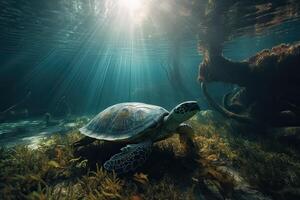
left=118, top=0, right=147, bottom=25
left=120, top=0, right=142, bottom=12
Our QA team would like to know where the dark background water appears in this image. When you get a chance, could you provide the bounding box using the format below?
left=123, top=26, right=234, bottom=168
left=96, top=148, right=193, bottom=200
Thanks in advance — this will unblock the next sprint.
left=1, top=0, right=300, bottom=117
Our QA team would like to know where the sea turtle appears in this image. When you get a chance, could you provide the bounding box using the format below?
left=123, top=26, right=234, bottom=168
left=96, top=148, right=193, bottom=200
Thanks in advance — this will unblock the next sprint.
left=74, top=101, right=200, bottom=173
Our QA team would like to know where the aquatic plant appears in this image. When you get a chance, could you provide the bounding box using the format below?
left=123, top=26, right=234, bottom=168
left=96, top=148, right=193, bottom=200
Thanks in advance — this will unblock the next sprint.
left=0, top=129, right=201, bottom=199
left=0, top=132, right=86, bottom=199
left=190, top=112, right=300, bottom=199
left=230, top=136, right=300, bottom=198
left=2, top=113, right=300, bottom=199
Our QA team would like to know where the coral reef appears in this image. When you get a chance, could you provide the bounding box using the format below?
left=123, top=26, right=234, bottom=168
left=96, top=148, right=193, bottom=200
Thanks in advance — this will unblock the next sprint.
left=1, top=112, right=300, bottom=199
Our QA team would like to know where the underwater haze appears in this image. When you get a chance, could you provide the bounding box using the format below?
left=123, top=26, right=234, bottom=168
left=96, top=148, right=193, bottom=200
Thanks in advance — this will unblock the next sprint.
left=0, top=0, right=202, bottom=115
left=1, top=0, right=300, bottom=199
left=1, top=0, right=300, bottom=114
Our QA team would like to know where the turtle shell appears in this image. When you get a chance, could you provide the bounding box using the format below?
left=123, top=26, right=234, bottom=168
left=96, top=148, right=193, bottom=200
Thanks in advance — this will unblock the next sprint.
left=79, top=103, right=169, bottom=141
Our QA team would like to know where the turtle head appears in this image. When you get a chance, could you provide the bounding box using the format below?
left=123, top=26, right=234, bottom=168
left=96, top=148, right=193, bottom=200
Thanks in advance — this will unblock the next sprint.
left=167, top=101, right=200, bottom=125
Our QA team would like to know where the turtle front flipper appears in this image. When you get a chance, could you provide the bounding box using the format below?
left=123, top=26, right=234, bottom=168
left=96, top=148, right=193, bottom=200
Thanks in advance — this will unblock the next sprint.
left=177, top=123, right=199, bottom=159
left=104, top=141, right=152, bottom=174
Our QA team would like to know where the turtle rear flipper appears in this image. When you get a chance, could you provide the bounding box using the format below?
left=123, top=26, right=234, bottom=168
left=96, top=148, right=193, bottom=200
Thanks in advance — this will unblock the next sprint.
left=104, top=141, right=152, bottom=174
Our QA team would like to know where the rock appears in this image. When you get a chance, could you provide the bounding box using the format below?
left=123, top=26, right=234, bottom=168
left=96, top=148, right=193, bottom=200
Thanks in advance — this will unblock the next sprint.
left=216, top=166, right=271, bottom=200
left=273, top=127, right=300, bottom=148
left=202, top=179, right=224, bottom=200
left=232, top=186, right=271, bottom=200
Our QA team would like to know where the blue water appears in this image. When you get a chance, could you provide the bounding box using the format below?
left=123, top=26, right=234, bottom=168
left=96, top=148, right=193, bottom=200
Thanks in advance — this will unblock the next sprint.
left=1, top=2, right=300, bottom=199
left=0, top=0, right=300, bottom=115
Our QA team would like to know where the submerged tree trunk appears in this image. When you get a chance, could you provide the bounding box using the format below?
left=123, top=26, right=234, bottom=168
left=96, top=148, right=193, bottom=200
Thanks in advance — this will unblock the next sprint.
left=199, top=43, right=300, bottom=127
